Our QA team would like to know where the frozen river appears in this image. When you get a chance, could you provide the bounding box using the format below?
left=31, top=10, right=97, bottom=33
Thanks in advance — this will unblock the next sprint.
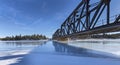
left=0, top=39, right=120, bottom=65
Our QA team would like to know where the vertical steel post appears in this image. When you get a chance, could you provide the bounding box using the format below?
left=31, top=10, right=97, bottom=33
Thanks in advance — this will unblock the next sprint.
left=86, top=0, right=90, bottom=30
left=107, top=0, right=110, bottom=24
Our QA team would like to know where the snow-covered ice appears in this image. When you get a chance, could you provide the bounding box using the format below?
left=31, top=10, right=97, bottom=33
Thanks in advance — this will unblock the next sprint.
left=0, top=57, right=21, bottom=65
left=0, top=40, right=46, bottom=65
left=11, top=41, right=120, bottom=65
left=1, top=40, right=120, bottom=65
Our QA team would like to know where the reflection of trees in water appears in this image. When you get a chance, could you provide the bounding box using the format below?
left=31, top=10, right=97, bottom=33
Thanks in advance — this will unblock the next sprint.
left=53, top=41, right=87, bottom=55
left=4, top=41, right=47, bottom=46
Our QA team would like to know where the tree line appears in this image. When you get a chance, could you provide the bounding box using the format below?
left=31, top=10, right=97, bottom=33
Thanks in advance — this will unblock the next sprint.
left=0, top=34, right=48, bottom=41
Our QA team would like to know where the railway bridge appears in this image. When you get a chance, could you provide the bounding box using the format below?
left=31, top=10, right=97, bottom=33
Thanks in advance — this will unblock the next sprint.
left=52, top=0, right=120, bottom=40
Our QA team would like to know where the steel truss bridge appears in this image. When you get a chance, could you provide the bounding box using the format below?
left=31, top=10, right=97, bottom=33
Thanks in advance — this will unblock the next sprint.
left=52, top=0, right=120, bottom=40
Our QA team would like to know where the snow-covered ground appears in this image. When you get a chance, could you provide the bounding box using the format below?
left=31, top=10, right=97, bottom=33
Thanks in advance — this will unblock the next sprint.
left=68, top=39, right=120, bottom=58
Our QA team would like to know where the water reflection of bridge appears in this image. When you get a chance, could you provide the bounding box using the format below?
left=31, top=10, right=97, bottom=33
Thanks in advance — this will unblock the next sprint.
left=52, top=0, right=120, bottom=40
left=53, top=41, right=120, bottom=59
left=53, top=41, right=87, bottom=54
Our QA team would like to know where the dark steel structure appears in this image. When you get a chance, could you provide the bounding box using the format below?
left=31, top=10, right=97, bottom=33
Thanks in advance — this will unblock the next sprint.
left=52, top=0, right=120, bottom=40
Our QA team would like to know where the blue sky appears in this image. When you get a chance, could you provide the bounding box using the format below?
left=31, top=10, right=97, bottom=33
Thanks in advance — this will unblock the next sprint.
left=0, top=0, right=120, bottom=38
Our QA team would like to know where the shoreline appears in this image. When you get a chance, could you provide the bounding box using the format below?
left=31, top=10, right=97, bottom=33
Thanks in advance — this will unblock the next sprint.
left=0, top=40, right=48, bottom=42
left=53, top=38, right=120, bottom=44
